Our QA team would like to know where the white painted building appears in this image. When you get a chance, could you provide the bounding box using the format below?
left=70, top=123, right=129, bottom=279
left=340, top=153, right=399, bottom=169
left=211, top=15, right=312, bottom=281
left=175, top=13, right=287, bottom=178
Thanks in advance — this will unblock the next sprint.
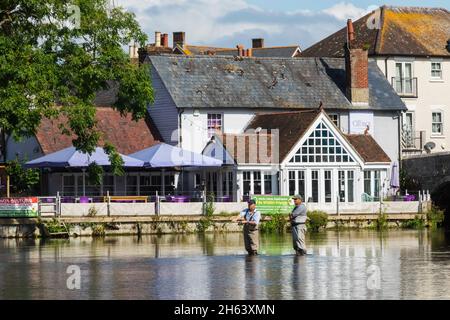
left=302, top=6, right=450, bottom=157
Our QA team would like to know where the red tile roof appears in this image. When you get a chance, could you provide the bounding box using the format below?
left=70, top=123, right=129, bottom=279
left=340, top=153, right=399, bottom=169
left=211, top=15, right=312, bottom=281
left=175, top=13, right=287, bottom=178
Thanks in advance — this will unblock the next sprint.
left=345, top=134, right=391, bottom=163
left=36, top=108, right=163, bottom=155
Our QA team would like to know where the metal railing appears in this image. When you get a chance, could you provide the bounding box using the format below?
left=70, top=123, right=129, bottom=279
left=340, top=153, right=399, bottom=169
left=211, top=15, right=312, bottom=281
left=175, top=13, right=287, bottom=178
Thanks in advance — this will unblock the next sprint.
left=402, top=130, right=426, bottom=151
left=391, top=77, right=418, bottom=98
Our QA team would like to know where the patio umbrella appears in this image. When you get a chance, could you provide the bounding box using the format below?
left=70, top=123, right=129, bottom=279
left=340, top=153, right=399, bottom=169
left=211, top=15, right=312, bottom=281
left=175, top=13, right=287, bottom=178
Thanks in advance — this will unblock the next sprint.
left=25, top=146, right=144, bottom=168
left=25, top=147, right=144, bottom=196
left=129, top=143, right=223, bottom=168
left=390, top=161, right=400, bottom=195
left=129, top=143, right=223, bottom=196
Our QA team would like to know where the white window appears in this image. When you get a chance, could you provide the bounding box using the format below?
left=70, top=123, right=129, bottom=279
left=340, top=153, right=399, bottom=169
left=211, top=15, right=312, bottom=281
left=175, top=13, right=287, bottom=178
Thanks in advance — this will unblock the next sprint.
left=290, top=122, right=355, bottom=164
left=431, top=62, right=442, bottom=79
left=328, top=114, right=340, bottom=128
left=432, top=112, right=443, bottom=135
left=394, top=62, right=415, bottom=95
left=207, top=114, right=222, bottom=138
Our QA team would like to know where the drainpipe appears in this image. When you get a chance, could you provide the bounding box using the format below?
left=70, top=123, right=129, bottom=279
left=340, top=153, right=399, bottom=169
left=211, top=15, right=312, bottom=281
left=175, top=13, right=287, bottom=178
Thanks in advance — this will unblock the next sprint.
left=178, top=108, right=184, bottom=147
left=398, top=110, right=402, bottom=171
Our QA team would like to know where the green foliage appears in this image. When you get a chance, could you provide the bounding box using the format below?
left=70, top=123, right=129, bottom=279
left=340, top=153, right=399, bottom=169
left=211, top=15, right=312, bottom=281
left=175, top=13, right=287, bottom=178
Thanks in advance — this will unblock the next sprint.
left=5, top=158, right=39, bottom=195
left=44, top=219, right=68, bottom=234
left=306, top=210, right=328, bottom=232
left=260, top=210, right=287, bottom=233
left=204, top=192, right=215, bottom=217
left=87, top=205, right=98, bottom=217
left=373, top=213, right=389, bottom=230
left=103, top=142, right=124, bottom=176
left=0, top=0, right=153, bottom=163
left=197, top=218, right=213, bottom=232
left=402, top=215, right=425, bottom=229
left=87, top=162, right=103, bottom=185
left=91, top=224, right=105, bottom=237
left=426, top=205, right=445, bottom=229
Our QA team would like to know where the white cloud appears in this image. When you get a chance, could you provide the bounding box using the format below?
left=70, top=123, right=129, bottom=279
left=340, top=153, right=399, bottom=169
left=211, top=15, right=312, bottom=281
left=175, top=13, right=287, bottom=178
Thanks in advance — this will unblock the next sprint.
left=115, top=0, right=374, bottom=49
left=322, top=2, right=372, bottom=21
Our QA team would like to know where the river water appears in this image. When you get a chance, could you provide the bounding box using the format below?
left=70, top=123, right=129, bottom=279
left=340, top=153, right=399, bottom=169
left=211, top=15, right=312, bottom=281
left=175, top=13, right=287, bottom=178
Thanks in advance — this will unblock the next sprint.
left=1, top=229, right=450, bottom=300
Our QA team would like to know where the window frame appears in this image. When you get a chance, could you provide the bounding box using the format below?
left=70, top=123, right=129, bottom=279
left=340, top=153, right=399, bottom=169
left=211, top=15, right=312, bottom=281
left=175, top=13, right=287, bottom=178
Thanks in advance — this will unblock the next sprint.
left=431, top=61, right=443, bottom=80
left=207, top=113, right=223, bottom=138
left=432, top=111, right=444, bottom=136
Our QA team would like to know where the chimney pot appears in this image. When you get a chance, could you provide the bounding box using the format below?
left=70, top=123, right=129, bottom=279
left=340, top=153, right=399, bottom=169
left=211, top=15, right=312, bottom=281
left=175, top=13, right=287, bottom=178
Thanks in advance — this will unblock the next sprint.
left=173, top=31, right=186, bottom=49
left=161, top=33, right=169, bottom=47
left=155, top=31, right=161, bottom=47
left=252, top=38, right=264, bottom=48
left=247, top=48, right=253, bottom=57
left=237, top=44, right=244, bottom=57
left=347, top=19, right=355, bottom=44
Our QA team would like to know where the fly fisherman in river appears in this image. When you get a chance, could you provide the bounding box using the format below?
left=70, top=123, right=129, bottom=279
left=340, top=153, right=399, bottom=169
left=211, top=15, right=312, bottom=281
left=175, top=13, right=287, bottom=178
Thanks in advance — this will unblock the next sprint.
left=290, top=195, right=308, bottom=256
left=233, top=199, right=261, bottom=256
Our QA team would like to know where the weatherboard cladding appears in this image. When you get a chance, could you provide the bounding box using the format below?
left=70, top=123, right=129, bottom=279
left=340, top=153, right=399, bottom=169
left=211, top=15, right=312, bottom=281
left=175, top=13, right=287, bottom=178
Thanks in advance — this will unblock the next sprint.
left=149, top=55, right=406, bottom=112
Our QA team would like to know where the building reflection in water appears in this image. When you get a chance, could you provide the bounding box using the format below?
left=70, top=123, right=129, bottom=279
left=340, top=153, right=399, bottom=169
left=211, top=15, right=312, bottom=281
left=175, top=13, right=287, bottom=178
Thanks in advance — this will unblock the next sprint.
left=1, top=229, right=450, bottom=299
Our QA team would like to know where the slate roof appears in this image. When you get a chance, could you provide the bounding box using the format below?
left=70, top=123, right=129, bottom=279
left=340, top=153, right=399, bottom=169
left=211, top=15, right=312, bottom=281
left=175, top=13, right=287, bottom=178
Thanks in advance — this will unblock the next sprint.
left=214, top=109, right=391, bottom=164
left=302, top=6, right=450, bottom=58
left=36, top=108, right=163, bottom=155
left=149, top=55, right=406, bottom=111
left=214, top=46, right=301, bottom=58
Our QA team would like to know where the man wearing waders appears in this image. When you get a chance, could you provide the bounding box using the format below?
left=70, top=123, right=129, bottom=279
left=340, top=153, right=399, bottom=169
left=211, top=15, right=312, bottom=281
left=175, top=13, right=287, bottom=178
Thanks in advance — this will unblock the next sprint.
left=290, top=195, right=307, bottom=256
left=234, top=199, right=261, bottom=255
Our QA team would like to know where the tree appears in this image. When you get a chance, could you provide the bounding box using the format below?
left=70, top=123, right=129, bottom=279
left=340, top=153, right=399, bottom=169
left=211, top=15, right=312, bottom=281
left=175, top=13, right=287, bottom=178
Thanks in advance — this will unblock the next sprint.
left=0, top=0, right=153, bottom=175
left=5, top=158, right=40, bottom=195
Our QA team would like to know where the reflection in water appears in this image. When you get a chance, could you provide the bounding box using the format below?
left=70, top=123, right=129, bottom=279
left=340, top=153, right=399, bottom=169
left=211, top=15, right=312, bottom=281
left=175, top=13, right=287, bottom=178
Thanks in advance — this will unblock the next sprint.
left=1, top=230, right=450, bottom=299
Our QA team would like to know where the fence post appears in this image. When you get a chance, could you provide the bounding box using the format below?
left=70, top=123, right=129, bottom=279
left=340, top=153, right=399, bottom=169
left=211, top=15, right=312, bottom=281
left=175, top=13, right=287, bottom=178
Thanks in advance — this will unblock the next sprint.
left=56, top=191, right=61, bottom=217
left=155, top=190, right=160, bottom=216
left=202, top=190, right=206, bottom=215
left=107, top=190, right=111, bottom=217
left=336, top=195, right=340, bottom=217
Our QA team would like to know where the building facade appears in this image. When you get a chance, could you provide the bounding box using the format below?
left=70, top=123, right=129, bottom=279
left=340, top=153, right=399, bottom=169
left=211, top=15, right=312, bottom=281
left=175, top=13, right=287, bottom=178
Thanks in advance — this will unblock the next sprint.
left=302, top=6, right=450, bottom=157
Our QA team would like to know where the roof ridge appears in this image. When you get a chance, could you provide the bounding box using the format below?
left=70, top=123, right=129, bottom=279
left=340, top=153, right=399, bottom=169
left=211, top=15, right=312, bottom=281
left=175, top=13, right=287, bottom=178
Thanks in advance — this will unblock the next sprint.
left=383, top=5, right=450, bottom=12
left=253, top=110, right=319, bottom=116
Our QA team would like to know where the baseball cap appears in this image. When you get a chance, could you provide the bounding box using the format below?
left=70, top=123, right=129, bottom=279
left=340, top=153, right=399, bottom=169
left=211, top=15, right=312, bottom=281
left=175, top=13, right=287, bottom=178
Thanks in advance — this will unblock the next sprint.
left=247, top=199, right=256, bottom=205
left=292, top=195, right=303, bottom=201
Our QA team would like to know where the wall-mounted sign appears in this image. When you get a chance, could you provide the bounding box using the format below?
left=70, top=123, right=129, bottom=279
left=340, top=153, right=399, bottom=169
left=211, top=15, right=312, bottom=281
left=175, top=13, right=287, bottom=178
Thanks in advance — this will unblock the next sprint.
left=349, top=111, right=374, bottom=135
left=0, top=197, right=39, bottom=217
left=253, top=196, right=294, bottom=215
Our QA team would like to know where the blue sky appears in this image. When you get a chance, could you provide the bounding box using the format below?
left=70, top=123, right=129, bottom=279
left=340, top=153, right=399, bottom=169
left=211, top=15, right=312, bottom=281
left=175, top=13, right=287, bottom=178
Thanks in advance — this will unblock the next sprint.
left=117, top=1, right=450, bottom=50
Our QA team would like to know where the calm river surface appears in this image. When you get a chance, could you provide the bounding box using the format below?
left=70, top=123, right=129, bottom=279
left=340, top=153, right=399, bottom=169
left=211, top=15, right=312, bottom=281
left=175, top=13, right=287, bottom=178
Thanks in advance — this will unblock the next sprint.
left=1, top=229, right=450, bottom=300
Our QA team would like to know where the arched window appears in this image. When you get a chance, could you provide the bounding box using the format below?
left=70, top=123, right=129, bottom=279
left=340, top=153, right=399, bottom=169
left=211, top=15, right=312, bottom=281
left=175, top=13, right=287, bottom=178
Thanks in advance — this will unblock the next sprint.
left=290, top=122, right=355, bottom=163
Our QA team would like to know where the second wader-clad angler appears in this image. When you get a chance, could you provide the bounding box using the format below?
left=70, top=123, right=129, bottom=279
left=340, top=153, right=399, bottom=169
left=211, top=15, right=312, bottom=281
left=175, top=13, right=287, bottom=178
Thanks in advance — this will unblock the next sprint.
left=290, top=195, right=308, bottom=256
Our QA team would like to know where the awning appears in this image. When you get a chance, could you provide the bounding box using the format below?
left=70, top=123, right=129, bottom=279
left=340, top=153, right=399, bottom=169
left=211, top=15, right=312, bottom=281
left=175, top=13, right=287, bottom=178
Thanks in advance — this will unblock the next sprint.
left=25, top=146, right=144, bottom=168
left=129, top=143, right=223, bottom=168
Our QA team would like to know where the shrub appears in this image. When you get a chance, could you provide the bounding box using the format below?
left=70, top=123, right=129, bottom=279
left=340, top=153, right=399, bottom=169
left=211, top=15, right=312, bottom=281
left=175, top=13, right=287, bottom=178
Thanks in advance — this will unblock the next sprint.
left=306, top=211, right=328, bottom=232
left=87, top=206, right=98, bottom=217
left=426, top=205, right=445, bottom=229
left=374, top=213, right=389, bottom=230
left=91, top=224, right=105, bottom=237
left=402, top=215, right=425, bottom=229
left=260, top=211, right=288, bottom=233
left=204, top=192, right=215, bottom=217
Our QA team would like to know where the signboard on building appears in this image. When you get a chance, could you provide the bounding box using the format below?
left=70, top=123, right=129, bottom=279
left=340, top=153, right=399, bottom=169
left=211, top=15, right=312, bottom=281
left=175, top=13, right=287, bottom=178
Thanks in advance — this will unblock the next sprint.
left=0, top=197, right=39, bottom=217
left=349, top=111, right=374, bottom=135
left=253, top=196, right=294, bottom=215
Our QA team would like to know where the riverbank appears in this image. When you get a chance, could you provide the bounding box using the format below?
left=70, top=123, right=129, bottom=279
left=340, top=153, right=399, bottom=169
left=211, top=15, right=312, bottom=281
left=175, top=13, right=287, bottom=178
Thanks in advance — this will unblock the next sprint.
left=0, top=213, right=428, bottom=238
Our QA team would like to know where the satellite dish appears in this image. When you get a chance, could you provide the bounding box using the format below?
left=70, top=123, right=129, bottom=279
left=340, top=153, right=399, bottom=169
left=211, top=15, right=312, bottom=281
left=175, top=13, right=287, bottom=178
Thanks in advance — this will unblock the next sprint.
left=424, top=142, right=436, bottom=153
left=255, top=127, right=262, bottom=133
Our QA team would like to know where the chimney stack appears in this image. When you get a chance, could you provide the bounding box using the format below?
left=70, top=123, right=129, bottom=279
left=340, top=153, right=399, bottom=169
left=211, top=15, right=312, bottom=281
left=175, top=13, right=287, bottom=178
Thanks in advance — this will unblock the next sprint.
left=155, top=31, right=161, bottom=47
left=246, top=48, right=253, bottom=57
left=252, top=38, right=264, bottom=49
left=344, top=19, right=369, bottom=105
left=161, top=33, right=169, bottom=47
left=237, top=44, right=244, bottom=57
left=173, top=31, right=185, bottom=49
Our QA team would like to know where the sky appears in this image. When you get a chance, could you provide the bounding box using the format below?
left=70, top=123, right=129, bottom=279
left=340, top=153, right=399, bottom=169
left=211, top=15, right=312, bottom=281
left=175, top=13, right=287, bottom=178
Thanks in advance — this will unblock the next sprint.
left=116, top=0, right=450, bottom=50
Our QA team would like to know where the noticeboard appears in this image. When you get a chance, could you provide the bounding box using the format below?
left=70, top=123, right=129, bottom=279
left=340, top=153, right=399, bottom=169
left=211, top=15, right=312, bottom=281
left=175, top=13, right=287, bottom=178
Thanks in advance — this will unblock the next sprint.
left=0, top=197, right=39, bottom=218
left=253, top=196, right=294, bottom=215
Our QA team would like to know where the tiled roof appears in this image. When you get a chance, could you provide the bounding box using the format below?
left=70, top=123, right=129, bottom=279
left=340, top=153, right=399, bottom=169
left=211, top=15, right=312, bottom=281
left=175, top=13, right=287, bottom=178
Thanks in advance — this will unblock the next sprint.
left=302, top=6, right=450, bottom=57
left=245, top=110, right=320, bottom=161
left=149, top=55, right=406, bottom=111
left=214, top=46, right=301, bottom=58
left=345, top=134, right=391, bottom=163
left=215, top=110, right=391, bottom=164
left=36, top=108, right=163, bottom=155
